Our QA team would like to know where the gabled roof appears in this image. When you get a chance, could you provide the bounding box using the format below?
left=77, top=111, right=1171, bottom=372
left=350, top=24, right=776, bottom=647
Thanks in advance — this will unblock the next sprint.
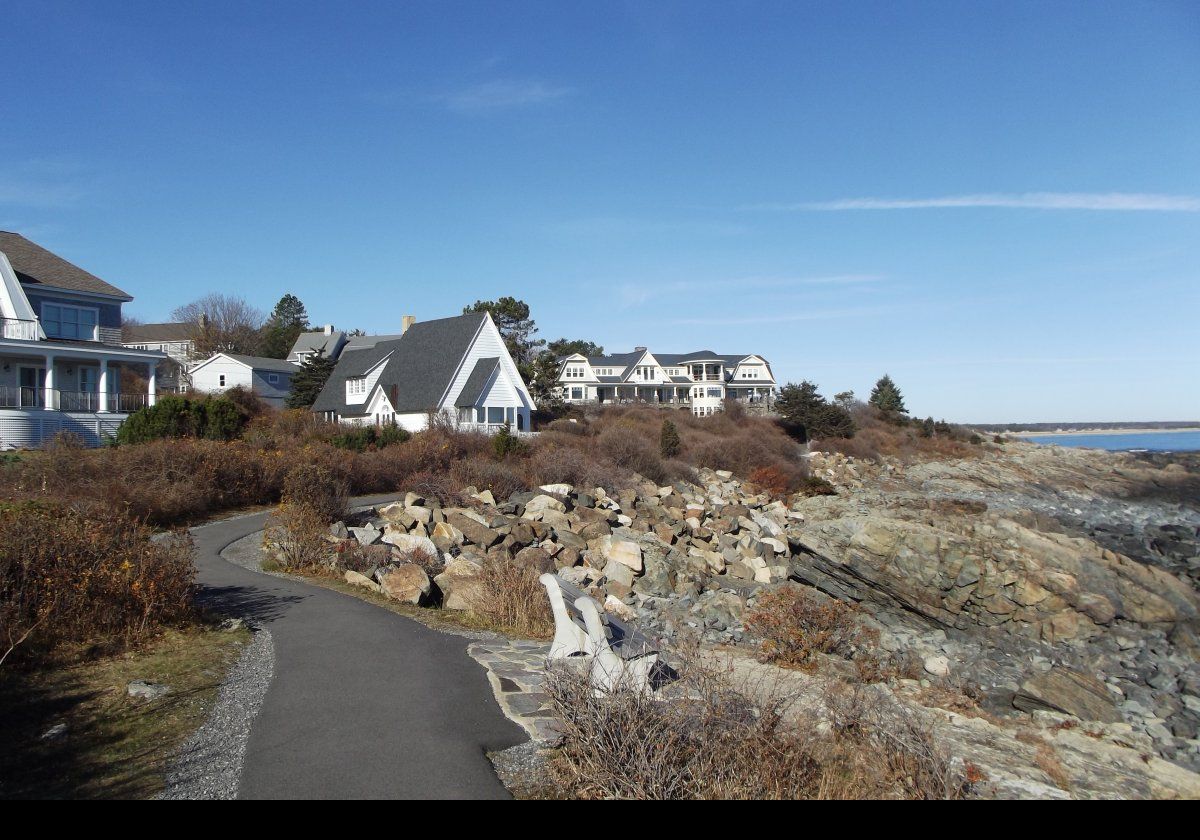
left=288, top=329, right=346, bottom=359
left=191, top=353, right=299, bottom=374
left=312, top=313, right=488, bottom=415
left=455, top=357, right=500, bottom=407
left=0, top=231, right=132, bottom=300
left=123, top=322, right=193, bottom=343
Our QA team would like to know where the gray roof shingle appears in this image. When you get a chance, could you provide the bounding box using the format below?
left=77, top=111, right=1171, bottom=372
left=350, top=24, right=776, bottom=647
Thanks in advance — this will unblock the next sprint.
left=455, top=357, right=499, bottom=407
left=0, top=231, right=133, bottom=300
left=288, top=329, right=347, bottom=360
left=123, top=322, right=193, bottom=343
left=312, top=313, right=487, bottom=416
left=220, top=354, right=300, bottom=374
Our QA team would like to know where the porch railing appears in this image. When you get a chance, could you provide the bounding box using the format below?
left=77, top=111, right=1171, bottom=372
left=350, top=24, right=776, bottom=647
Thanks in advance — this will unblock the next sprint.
left=0, top=387, right=149, bottom=412
left=1, top=316, right=40, bottom=341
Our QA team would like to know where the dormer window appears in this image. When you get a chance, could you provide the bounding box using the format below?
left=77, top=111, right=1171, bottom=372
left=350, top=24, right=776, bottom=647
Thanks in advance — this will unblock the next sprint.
left=42, top=303, right=98, bottom=341
left=347, top=377, right=367, bottom=396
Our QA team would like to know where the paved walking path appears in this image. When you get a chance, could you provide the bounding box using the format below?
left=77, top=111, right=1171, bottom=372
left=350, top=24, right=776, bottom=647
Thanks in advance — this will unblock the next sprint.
left=189, top=496, right=526, bottom=799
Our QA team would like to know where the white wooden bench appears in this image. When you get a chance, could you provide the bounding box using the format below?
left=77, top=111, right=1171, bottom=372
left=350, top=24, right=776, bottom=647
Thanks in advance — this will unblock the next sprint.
left=539, top=573, right=661, bottom=693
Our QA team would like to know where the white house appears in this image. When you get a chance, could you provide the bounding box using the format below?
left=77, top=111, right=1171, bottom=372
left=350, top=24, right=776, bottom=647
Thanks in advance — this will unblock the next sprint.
left=311, top=312, right=535, bottom=434
left=188, top=353, right=298, bottom=409
left=287, top=324, right=348, bottom=365
left=556, top=347, right=777, bottom=416
left=0, top=231, right=166, bottom=448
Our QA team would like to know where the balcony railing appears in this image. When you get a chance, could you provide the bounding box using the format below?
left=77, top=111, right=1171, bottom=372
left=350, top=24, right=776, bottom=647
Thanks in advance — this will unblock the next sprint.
left=0, top=387, right=149, bottom=412
left=1, top=316, right=40, bottom=341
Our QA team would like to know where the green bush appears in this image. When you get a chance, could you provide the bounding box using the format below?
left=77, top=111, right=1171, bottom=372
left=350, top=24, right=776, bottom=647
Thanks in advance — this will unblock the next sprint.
left=115, top=394, right=252, bottom=445
left=493, top=424, right=526, bottom=458
left=330, top=424, right=411, bottom=452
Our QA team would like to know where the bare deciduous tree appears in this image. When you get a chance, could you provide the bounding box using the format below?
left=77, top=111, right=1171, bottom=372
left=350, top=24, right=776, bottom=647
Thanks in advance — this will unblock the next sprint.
left=171, top=294, right=264, bottom=359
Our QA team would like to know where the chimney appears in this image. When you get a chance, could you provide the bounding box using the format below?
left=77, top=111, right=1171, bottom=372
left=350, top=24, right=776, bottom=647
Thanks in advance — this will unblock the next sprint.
left=634, top=346, right=647, bottom=352
left=401, top=315, right=416, bottom=335
left=323, top=324, right=334, bottom=335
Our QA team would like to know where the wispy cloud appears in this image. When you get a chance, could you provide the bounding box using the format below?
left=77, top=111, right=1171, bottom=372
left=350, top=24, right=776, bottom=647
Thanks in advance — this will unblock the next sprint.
left=0, top=159, right=87, bottom=209
left=618, top=273, right=886, bottom=307
left=745, top=192, right=1200, bottom=212
left=439, top=78, right=573, bottom=114
left=659, top=305, right=894, bottom=327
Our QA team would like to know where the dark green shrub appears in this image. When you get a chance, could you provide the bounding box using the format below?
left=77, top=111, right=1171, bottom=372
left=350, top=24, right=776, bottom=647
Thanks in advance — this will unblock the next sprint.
left=116, top=395, right=204, bottom=444
left=660, top=419, right=681, bottom=458
left=202, top=397, right=244, bottom=441
left=330, top=424, right=410, bottom=452
left=493, top=424, right=526, bottom=458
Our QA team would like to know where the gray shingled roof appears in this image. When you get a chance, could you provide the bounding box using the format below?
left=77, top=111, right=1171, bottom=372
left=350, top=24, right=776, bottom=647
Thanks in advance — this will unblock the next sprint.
left=312, top=313, right=487, bottom=415
left=221, top=354, right=300, bottom=374
left=123, top=322, right=193, bottom=343
left=455, top=357, right=499, bottom=407
left=0, top=231, right=132, bottom=299
left=288, top=329, right=346, bottom=360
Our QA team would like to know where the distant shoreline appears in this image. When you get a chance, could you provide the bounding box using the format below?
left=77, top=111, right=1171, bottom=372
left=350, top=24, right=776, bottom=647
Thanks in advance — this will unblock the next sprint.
left=1013, top=428, right=1200, bottom=438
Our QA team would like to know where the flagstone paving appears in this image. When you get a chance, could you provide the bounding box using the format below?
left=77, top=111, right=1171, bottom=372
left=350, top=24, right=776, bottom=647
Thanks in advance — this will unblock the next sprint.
left=468, top=640, right=562, bottom=743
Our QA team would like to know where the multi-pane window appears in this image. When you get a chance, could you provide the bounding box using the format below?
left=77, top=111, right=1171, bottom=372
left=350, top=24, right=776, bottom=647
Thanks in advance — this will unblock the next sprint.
left=42, top=303, right=98, bottom=340
left=347, top=377, right=367, bottom=396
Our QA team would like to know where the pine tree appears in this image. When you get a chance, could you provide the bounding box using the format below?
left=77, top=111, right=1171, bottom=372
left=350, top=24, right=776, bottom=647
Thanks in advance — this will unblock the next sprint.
left=660, top=419, right=681, bottom=458
left=259, top=294, right=311, bottom=359
left=774, top=380, right=856, bottom=442
left=868, top=374, right=907, bottom=415
left=463, top=297, right=545, bottom=376
left=286, top=351, right=336, bottom=409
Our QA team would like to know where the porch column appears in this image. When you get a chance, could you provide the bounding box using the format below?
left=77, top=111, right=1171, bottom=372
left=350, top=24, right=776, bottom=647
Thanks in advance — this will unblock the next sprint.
left=44, top=354, right=56, bottom=409
left=148, top=364, right=157, bottom=407
left=98, top=360, right=109, bottom=413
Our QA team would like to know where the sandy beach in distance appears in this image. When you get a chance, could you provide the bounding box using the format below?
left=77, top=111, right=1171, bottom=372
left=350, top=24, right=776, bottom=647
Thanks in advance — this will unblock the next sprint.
left=1010, top=427, right=1200, bottom=437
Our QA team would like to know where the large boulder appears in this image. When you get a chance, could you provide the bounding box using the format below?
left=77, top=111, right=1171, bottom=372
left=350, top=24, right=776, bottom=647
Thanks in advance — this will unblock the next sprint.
left=1013, top=667, right=1123, bottom=723
left=345, top=570, right=382, bottom=592
left=513, top=546, right=555, bottom=575
left=434, top=557, right=486, bottom=611
left=375, top=563, right=432, bottom=605
left=447, top=511, right=502, bottom=549
left=381, top=531, right=438, bottom=560
left=598, top=535, right=643, bottom=573
left=524, top=494, right=567, bottom=517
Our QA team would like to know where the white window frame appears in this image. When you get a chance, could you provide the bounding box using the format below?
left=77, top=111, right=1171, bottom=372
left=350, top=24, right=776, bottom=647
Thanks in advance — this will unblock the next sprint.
left=267, top=373, right=279, bottom=384
left=347, top=377, right=367, bottom=396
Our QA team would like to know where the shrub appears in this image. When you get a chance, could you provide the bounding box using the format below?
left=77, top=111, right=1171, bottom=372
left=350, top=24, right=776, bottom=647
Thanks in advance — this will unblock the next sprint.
left=745, top=586, right=876, bottom=668
left=331, top=424, right=411, bottom=452
left=597, top=425, right=668, bottom=484
left=263, top=501, right=332, bottom=572
left=282, top=463, right=347, bottom=524
left=0, top=501, right=196, bottom=668
left=116, top=394, right=250, bottom=444
left=450, top=457, right=528, bottom=500
left=492, top=424, right=526, bottom=458
left=543, top=645, right=964, bottom=800
left=659, top=419, right=681, bottom=458
left=546, top=418, right=586, bottom=435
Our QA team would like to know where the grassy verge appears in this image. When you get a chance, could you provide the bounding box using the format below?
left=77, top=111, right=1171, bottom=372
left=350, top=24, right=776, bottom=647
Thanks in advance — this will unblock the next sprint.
left=0, top=624, right=249, bottom=800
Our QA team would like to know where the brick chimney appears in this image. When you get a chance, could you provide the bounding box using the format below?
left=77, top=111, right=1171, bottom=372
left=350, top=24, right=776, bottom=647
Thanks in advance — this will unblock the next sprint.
left=401, top=315, right=416, bottom=334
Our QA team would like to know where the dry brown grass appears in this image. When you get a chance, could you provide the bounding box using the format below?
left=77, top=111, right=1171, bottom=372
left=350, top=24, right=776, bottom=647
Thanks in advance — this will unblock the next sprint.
left=472, top=554, right=554, bottom=638
left=815, top=405, right=981, bottom=463
left=542, top=647, right=965, bottom=800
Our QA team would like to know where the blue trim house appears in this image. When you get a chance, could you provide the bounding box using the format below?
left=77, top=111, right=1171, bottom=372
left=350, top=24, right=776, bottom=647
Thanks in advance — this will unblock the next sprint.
left=0, top=232, right=166, bottom=448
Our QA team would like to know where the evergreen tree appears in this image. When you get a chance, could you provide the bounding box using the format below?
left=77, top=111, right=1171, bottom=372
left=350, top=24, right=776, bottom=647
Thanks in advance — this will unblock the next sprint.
left=660, top=419, right=681, bottom=458
left=463, top=297, right=545, bottom=374
left=868, top=374, right=907, bottom=415
left=775, top=380, right=856, bottom=442
left=259, top=294, right=310, bottom=359
left=286, top=351, right=336, bottom=409
left=544, top=338, right=604, bottom=359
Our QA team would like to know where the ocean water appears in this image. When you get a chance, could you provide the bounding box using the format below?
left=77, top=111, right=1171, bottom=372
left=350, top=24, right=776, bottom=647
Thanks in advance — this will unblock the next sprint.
left=1021, top=431, right=1200, bottom=452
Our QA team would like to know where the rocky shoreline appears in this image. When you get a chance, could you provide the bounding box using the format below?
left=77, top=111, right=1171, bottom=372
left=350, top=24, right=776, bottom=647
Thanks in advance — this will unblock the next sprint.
left=296, top=439, right=1198, bottom=796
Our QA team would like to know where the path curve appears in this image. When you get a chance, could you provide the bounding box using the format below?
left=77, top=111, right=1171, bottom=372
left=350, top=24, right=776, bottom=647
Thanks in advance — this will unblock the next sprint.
left=190, top=495, right=526, bottom=799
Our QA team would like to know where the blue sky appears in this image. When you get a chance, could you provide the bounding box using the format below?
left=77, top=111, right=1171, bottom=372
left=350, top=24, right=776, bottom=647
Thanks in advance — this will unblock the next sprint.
left=3, top=0, right=1198, bottom=422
